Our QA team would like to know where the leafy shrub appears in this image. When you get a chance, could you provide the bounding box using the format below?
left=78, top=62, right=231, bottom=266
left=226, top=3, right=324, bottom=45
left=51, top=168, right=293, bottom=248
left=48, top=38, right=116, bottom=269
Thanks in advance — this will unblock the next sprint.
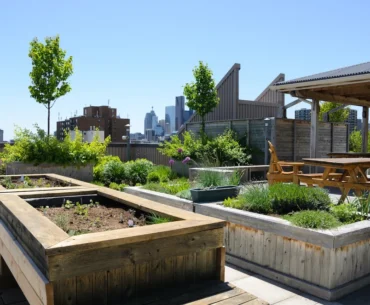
left=284, top=211, right=341, bottom=229
left=124, top=159, right=154, bottom=185
left=109, top=182, right=127, bottom=191
left=223, top=197, right=246, bottom=210
left=102, top=160, right=126, bottom=184
left=143, top=179, right=190, bottom=195
left=0, top=125, right=110, bottom=166
left=352, top=195, right=370, bottom=220
left=196, top=171, right=226, bottom=188
left=239, top=184, right=271, bottom=214
left=269, top=184, right=331, bottom=214
left=93, top=155, right=121, bottom=182
left=158, top=130, right=251, bottom=166
left=176, top=189, right=192, bottom=200
left=330, top=204, right=363, bottom=224
left=147, top=172, right=161, bottom=183
left=147, top=165, right=176, bottom=182
left=54, top=214, right=70, bottom=232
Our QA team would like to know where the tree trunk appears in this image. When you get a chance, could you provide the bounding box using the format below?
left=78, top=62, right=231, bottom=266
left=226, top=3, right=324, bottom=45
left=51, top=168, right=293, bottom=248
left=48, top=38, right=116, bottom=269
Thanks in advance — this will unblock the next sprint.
left=47, top=102, right=50, bottom=136
left=201, top=116, right=206, bottom=144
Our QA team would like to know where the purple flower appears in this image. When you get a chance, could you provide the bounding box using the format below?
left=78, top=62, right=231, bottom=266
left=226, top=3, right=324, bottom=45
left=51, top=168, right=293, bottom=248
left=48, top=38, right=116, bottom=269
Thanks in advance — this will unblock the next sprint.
left=177, top=148, right=183, bottom=153
left=182, top=157, right=191, bottom=164
left=169, top=159, right=175, bottom=166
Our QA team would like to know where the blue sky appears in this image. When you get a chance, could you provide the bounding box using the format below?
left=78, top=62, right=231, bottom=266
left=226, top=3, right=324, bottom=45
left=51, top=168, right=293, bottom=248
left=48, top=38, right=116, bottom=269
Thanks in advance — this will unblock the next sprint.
left=1, top=0, right=370, bottom=140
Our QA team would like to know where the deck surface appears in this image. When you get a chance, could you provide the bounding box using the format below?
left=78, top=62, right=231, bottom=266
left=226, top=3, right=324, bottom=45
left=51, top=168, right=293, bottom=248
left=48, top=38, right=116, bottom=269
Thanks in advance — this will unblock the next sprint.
left=0, top=276, right=267, bottom=305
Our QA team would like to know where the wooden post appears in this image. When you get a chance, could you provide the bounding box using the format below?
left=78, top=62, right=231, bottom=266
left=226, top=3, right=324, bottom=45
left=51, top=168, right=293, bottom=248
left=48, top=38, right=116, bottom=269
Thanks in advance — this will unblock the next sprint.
left=310, top=99, right=319, bottom=173
left=216, top=247, right=226, bottom=282
left=362, top=107, right=368, bottom=153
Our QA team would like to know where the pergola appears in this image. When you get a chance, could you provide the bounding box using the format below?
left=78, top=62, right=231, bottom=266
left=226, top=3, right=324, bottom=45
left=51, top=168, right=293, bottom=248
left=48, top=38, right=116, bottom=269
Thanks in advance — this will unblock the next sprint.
left=270, top=62, right=370, bottom=157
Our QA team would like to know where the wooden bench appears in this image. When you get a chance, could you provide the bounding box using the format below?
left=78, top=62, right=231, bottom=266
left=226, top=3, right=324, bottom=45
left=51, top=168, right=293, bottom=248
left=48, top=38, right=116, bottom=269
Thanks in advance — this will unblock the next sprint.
left=297, top=173, right=344, bottom=187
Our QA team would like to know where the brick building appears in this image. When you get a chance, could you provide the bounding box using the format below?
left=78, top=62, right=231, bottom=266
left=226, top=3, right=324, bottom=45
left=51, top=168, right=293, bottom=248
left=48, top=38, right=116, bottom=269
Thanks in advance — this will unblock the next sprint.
left=56, top=106, right=129, bottom=142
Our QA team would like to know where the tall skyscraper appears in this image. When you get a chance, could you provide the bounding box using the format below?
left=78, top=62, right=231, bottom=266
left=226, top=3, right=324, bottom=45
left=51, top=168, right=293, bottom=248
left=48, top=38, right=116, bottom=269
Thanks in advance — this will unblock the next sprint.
left=0, top=129, right=3, bottom=142
left=144, top=107, right=157, bottom=133
left=175, top=96, right=185, bottom=130
left=165, top=106, right=176, bottom=133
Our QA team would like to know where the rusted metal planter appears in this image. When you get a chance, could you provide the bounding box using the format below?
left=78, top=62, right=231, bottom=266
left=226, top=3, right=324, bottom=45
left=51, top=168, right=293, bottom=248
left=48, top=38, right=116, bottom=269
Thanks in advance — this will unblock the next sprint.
left=0, top=184, right=225, bottom=305
left=195, top=203, right=370, bottom=301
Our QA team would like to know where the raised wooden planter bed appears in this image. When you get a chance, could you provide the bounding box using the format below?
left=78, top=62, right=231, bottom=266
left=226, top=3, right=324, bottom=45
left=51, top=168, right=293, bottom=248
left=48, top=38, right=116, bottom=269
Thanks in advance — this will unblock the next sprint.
left=195, top=203, right=370, bottom=301
left=0, top=174, right=96, bottom=194
left=0, top=187, right=225, bottom=305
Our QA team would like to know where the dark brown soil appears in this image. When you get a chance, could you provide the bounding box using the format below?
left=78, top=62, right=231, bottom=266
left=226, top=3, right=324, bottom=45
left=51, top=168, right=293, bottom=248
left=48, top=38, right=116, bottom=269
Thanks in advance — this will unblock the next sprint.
left=0, top=176, right=70, bottom=189
left=37, top=205, right=147, bottom=235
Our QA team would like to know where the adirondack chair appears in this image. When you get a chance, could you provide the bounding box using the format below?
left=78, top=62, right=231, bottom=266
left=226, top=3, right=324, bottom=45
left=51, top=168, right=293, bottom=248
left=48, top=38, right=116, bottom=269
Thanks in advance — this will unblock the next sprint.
left=266, top=141, right=304, bottom=185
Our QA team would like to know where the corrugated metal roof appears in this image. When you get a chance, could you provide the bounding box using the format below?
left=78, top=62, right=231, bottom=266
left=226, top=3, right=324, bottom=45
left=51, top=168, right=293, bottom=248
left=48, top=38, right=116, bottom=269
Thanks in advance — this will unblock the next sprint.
left=274, top=62, right=370, bottom=86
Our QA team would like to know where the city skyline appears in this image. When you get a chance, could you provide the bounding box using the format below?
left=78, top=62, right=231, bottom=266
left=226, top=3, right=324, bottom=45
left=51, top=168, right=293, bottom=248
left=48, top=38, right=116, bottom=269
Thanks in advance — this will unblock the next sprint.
left=1, top=1, right=370, bottom=140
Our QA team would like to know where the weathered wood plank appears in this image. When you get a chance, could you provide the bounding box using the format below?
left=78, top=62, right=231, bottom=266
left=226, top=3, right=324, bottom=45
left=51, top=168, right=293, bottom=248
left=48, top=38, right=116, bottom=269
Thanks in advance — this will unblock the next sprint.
left=54, top=277, right=76, bottom=305
left=76, top=274, right=93, bottom=305
left=48, top=228, right=223, bottom=281
left=121, top=263, right=135, bottom=301
left=92, top=271, right=107, bottom=305
left=107, top=267, right=122, bottom=304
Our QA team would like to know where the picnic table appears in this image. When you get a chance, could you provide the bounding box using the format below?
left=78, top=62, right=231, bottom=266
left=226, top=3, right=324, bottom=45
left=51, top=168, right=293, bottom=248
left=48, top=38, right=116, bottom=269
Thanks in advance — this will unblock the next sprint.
left=302, top=158, right=370, bottom=202
left=327, top=152, right=370, bottom=158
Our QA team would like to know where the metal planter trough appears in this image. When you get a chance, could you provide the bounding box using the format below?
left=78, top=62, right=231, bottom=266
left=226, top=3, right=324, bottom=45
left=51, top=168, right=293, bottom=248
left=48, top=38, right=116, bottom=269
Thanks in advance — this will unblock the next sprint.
left=190, top=186, right=240, bottom=203
left=0, top=184, right=225, bottom=305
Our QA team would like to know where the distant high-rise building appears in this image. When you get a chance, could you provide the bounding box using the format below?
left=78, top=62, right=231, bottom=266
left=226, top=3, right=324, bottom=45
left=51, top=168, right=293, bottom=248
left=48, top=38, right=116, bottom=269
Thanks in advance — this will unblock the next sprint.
left=345, top=109, right=357, bottom=134
left=183, top=109, right=194, bottom=124
left=295, top=108, right=311, bottom=121
left=175, top=96, right=185, bottom=130
left=165, top=106, right=176, bottom=133
left=154, top=124, right=164, bottom=136
left=145, top=129, right=156, bottom=142
left=144, top=107, right=158, bottom=133
left=158, top=119, right=165, bottom=129
left=0, top=129, right=3, bottom=142
left=357, top=119, right=362, bottom=132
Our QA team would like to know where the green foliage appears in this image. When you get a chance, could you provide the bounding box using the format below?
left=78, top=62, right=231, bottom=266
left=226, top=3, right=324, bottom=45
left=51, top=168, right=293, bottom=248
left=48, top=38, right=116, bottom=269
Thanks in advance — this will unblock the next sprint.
left=93, top=155, right=121, bottom=181
left=284, top=211, right=341, bottom=229
left=269, top=183, right=331, bottom=214
left=63, top=200, right=75, bottom=209
left=352, top=195, right=370, bottom=219
left=124, top=159, right=154, bottom=185
left=349, top=129, right=369, bottom=152
left=184, top=61, right=219, bottom=142
left=158, top=130, right=251, bottom=166
left=54, top=214, right=70, bottom=232
left=204, top=130, right=251, bottom=166
left=238, top=184, right=271, bottom=214
left=0, top=125, right=110, bottom=166
left=109, top=182, right=127, bottom=191
left=74, top=202, right=89, bottom=216
left=196, top=169, right=242, bottom=188
left=147, top=172, right=161, bottom=183
left=146, top=213, right=173, bottom=224
left=148, top=165, right=177, bottom=182
left=319, top=102, right=349, bottom=122
left=143, top=179, right=190, bottom=195
left=29, top=35, right=73, bottom=135
left=330, top=204, right=363, bottom=224
left=223, top=197, right=246, bottom=210
left=102, top=160, right=126, bottom=185
left=176, top=189, right=192, bottom=200
left=158, top=131, right=203, bottom=161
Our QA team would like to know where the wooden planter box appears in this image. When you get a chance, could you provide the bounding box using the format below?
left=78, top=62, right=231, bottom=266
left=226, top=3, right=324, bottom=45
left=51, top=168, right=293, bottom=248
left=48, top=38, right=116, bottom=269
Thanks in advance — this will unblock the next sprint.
left=0, top=187, right=225, bottom=305
left=0, top=173, right=96, bottom=194
left=6, top=162, right=93, bottom=182
left=195, top=203, right=370, bottom=301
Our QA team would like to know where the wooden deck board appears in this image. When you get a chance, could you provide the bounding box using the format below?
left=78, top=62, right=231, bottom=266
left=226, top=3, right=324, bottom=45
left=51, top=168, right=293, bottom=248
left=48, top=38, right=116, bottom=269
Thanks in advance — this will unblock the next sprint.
left=0, top=278, right=267, bottom=305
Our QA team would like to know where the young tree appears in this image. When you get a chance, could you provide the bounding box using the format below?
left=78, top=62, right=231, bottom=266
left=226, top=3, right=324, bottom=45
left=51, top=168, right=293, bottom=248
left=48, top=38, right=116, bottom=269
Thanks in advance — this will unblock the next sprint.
left=183, top=61, right=219, bottom=142
left=319, top=102, right=349, bottom=122
left=28, top=35, right=73, bottom=136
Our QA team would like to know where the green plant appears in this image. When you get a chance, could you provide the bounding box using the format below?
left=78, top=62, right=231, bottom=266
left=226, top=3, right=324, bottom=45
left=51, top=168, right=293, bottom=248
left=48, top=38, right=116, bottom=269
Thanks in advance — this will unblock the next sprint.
left=184, top=61, right=219, bottom=143
left=319, top=102, right=349, bottom=123
left=146, top=213, right=173, bottom=224
left=352, top=194, right=370, bottom=219
left=147, top=165, right=176, bottom=182
left=109, top=182, right=126, bottom=191
left=93, top=155, right=122, bottom=182
left=54, top=214, right=70, bottom=232
left=196, top=170, right=225, bottom=188
left=143, top=179, right=190, bottom=195
left=29, top=35, right=73, bottom=136
left=284, top=211, right=341, bottom=229
left=176, top=189, right=192, bottom=200
left=330, top=203, right=363, bottom=224
left=238, top=184, right=271, bottom=214
left=63, top=200, right=75, bottom=209
left=203, top=130, right=251, bottom=166
left=0, top=125, right=110, bottom=167
left=102, top=160, right=126, bottom=185
left=1, top=177, right=15, bottom=189
left=269, top=184, right=331, bottom=214
left=124, top=159, right=154, bottom=185
left=74, top=202, right=89, bottom=216
left=223, top=197, right=246, bottom=210
left=147, top=172, right=161, bottom=183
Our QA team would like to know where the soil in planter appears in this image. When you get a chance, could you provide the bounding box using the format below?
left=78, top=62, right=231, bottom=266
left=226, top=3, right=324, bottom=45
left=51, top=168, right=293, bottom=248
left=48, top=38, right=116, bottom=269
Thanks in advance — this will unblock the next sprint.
left=0, top=176, right=71, bottom=189
left=36, top=198, right=169, bottom=236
